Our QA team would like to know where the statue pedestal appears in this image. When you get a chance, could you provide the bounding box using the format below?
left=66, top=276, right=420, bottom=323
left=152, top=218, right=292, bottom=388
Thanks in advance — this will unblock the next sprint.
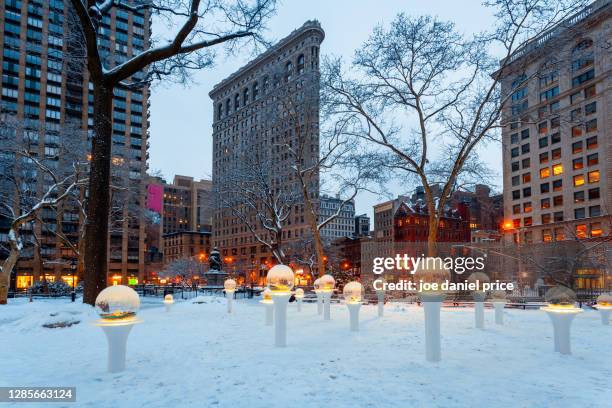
left=204, top=270, right=229, bottom=287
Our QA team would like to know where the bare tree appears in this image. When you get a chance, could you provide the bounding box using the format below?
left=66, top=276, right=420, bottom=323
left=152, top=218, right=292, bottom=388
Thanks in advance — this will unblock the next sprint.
left=0, top=114, right=88, bottom=304
left=68, top=0, right=277, bottom=304
left=322, top=0, right=589, bottom=256
left=160, top=257, right=202, bottom=285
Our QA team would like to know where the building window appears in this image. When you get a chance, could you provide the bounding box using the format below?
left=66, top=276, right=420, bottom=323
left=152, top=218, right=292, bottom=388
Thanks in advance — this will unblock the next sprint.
left=584, top=84, right=596, bottom=99
left=522, top=173, right=531, bottom=183
left=574, top=208, right=585, bottom=219
left=584, top=101, right=596, bottom=115
left=573, top=157, right=583, bottom=170
left=586, top=136, right=597, bottom=149
left=538, top=122, right=548, bottom=134
left=588, top=188, right=600, bottom=200
left=523, top=202, right=532, bottom=213
left=571, top=125, right=582, bottom=137
left=574, top=191, right=585, bottom=203
left=553, top=196, right=563, bottom=207
left=541, top=213, right=551, bottom=224
left=522, top=158, right=530, bottom=169
left=511, top=147, right=519, bottom=158
left=542, top=229, right=552, bottom=242
left=572, top=69, right=594, bottom=87
left=521, top=129, right=530, bottom=140
left=541, top=198, right=550, bottom=209
left=552, top=179, right=562, bottom=192
left=575, top=224, right=587, bottom=239
left=585, top=119, right=597, bottom=133
left=573, top=174, right=585, bottom=186
left=591, top=222, right=602, bottom=237
left=512, top=204, right=521, bottom=214
left=572, top=141, right=583, bottom=154
left=550, top=133, right=560, bottom=144
left=589, top=205, right=601, bottom=217
left=540, top=183, right=550, bottom=193
left=551, top=148, right=561, bottom=160
left=587, top=170, right=599, bottom=184
left=512, top=175, right=520, bottom=186
left=297, top=54, right=305, bottom=74
left=524, top=217, right=532, bottom=227
left=539, top=152, right=549, bottom=164
left=521, top=144, right=530, bottom=154
left=539, top=137, right=548, bottom=148
left=512, top=190, right=520, bottom=200
left=587, top=153, right=598, bottom=166
left=552, top=164, right=563, bottom=176
left=555, top=228, right=565, bottom=241
left=523, top=187, right=531, bottom=198
left=540, top=168, right=550, bottom=179
left=540, top=86, right=559, bottom=102
left=553, top=211, right=563, bottom=222
left=510, top=133, right=518, bottom=144
left=511, top=161, right=519, bottom=172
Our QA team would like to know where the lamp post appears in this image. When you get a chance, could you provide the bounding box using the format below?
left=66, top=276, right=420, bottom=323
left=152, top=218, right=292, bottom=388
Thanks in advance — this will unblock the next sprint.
left=319, top=274, right=336, bottom=321
left=224, top=279, right=236, bottom=313
left=267, top=265, right=294, bottom=347
left=542, top=286, right=582, bottom=355
left=260, top=288, right=274, bottom=326
left=70, top=258, right=77, bottom=302
left=295, top=288, right=304, bottom=312
left=415, top=263, right=450, bottom=363
left=595, top=293, right=612, bottom=325
left=343, top=281, right=363, bottom=331
left=94, top=285, right=142, bottom=373
left=163, top=294, right=174, bottom=312
left=490, top=290, right=507, bottom=325
left=313, top=278, right=323, bottom=315
left=468, top=272, right=490, bottom=329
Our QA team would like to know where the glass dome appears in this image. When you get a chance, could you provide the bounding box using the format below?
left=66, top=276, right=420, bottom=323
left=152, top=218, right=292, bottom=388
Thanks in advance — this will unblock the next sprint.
left=164, top=294, right=174, bottom=303
left=295, top=288, right=304, bottom=298
left=414, top=261, right=450, bottom=296
left=468, top=273, right=490, bottom=300
left=313, top=278, right=321, bottom=291
left=343, top=281, right=363, bottom=303
left=596, top=293, right=612, bottom=306
left=319, top=274, right=336, bottom=291
left=262, top=288, right=273, bottom=301
left=266, top=265, right=295, bottom=293
left=95, top=285, right=140, bottom=320
left=490, top=290, right=507, bottom=301
left=224, top=279, right=237, bottom=292
left=545, top=286, right=577, bottom=307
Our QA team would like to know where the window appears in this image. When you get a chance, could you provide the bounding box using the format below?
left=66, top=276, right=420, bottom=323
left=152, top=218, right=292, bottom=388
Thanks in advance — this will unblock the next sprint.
left=541, top=198, right=550, bottom=209
left=585, top=119, right=597, bottom=133
left=553, top=196, right=563, bottom=207
left=589, top=205, right=601, bottom=217
left=551, top=148, right=561, bottom=160
left=540, top=86, right=559, bottom=102
left=510, top=133, right=519, bottom=144
left=539, top=152, right=549, bottom=164
left=572, top=141, right=583, bottom=154
left=585, top=102, right=596, bottom=115
left=541, top=214, right=551, bottom=224
left=511, top=87, right=527, bottom=101
left=571, top=125, right=582, bottom=137
left=587, top=153, right=598, bottom=166
left=552, top=179, right=562, bottom=192
left=570, top=92, right=581, bottom=104
left=234, top=93, right=239, bottom=109
left=538, top=106, right=547, bottom=119
left=522, top=158, right=530, bottom=169
left=512, top=204, right=521, bottom=214
left=522, top=173, right=531, bottom=183
left=586, top=136, right=597, bottom=149
left=540, top=168, right=550, bottom=179
left=572, top=69, right=594, bottom=87
left=542, top=229, right=552, bottom=242
left=570, top=108, right=581, bottom=121
left=549, top=101, right=560, bottom=113
left=253, top=82, right=259, bottom=99
left=539, top=70, right=558, bottom=87
left=574, top=208, right=585, bottom=219
left=297, top=54, right=305, bottom=74
left=553, top=211, right=563, bottom=222
left=521, top=129, right=530, bottom=140
left=571, top=54, right=594, bottom=72
left=573, top=157, right=583, bottom=170
left=591, top=223, right=602, bottom=237
left=587, top=170, right=599, bottom=184
left=574, top=174, right=585, bottom=186
left=523, top=202, right=532, bottom=213
left=575, top=224, right=587, bottom=239
left=538, top=122, right=548, bottom=134
left=574, top=191, right=585, bottom=203
left=243, top=87, right=249, bottom=105
left=552, top=164, right=563, bottom=176
left=550, top=117, right=560, bottom=129
left=511, top=147, right=519, bottom=158
left=588, top=188, right=599, bottom=200
left=513, top=219, right=521, bottom=228
left=538, top=137, right=548, bottom=148
left=523, top=217, right=533, bottom=227
left=554, top=228, right=565, bottom=241
left=523, top=187, right=531, bottom=198
left=584, top=84, right=596, bottom=99
left=521, top=144, right=530, bottom=154
left=512, top=175, right=520, bottom=186
left=512, top=190, right=520, bottom=200
left=511, top=162, right=519, bottom=172
left=550, top=133, right=560, bottom=144
left=540, top=183, right=550, bottom=193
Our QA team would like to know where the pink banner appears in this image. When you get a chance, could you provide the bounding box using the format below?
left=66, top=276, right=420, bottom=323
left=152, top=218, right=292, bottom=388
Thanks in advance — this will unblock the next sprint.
left=146, top=184, right=163, bottom=213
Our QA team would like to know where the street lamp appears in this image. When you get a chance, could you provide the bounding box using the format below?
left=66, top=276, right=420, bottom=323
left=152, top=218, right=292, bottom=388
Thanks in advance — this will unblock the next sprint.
left=541, top=286, right=582, bottom=355
left=224, top=279, right=236, bottom=313
left=343, top=281, right=363, bottom=331
left=596, top=293, right=612, bottom=325
left=267, top=265, right=294, bottom=347
left=319, top=274, right=336, bottom=321
left=70, top=258, right=77, bottom=302
left=94, top=285, right=142, bottom=373
left=295, top=288, right=304, bottom=312
left=468, top=272, right=490, bottom=329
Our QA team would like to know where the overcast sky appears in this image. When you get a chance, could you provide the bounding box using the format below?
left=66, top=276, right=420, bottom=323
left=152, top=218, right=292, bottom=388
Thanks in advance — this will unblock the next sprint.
left=148, top=0, right=502, bottom=219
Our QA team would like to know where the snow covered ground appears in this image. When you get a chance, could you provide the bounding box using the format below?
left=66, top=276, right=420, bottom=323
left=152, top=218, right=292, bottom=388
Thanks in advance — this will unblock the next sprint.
left=2, top=296, right=610, bottom=408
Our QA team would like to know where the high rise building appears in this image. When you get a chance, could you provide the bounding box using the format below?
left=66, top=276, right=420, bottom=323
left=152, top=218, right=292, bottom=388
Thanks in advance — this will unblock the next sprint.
left=354, top=214, right=370, bottom=237
left=500, top=0, right=611, bottom=243
left=319, top=195, right=355, bottom=241
left=0, top=0, right=151, bottom=289
left=209, top=21, right=324, bottom=284
left=162, top=175, right=213, bottom=235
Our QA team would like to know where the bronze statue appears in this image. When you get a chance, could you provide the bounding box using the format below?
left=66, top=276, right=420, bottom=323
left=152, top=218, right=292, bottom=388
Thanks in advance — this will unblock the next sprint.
left=209, top=247, right=222, bottom=271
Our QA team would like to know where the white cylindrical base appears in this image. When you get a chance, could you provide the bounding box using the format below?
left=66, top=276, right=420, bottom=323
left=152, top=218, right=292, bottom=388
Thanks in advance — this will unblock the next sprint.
left=493, top=302, right=505, bottom=325
left=423, top=301, right=442, bottom=362
left=321, top=291, right=332, bottom=320
left=376, top=290, right=385, bottom=317
left=545, top=311, right=578, bottom=355
left=297, top=298, right=303, bottom=312
left=316, top=292, right=323, bottom=315
left=475, top=301, right=484, bottom=329
left=100, top=322, right=136, bottom=373
left=599, top=309, right=611, bottom=325
left=164, top=303, right=173, bottom=313
left=347, top=303, right=361, bottom=331
left=227, top=292, right=234, bottom=314
left=272, top=293, right=290, bottom=347
left=265, top=302, right=274, bottom=326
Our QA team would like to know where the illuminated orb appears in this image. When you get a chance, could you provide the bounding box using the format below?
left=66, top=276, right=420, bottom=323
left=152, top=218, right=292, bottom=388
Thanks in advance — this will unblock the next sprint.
left=295, top=288, right=304, bottom=299
left=319, top=274, right=336, bottom=292
left=164, top=294, right=174, bottom=303
left=224, top=279, right=237, bottom=292
left=490, top=290, right=507, bottom=302
left=266, top=265, right=295, bottom=293
left=95, top=285, right=140, bottom=320
left=467, top=272, right=490, bottom=291
left=263, top=288, right=273, bottom=301
left=597, top=293, right=612, bottom=307
left=545, top=286, right=577, bottom=307
left=414, top=260, right=450, bottom=297
left=313, top=278, right=321, bottom=291
left=343, top=281, right=363, bottom=303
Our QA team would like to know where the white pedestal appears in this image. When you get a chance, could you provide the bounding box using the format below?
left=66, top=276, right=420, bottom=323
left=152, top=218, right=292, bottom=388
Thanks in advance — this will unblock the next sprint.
left=261, top=301, right=274, bottom=326
left=97, top=319, right=142, bottom=373
left=315, top=291, right=323, bottom=315
left=164, top=302, right=173, bottom=313
left=272, top=293, right=290, bottom=347
left=422, top=295, right=443, bottom=363
left=376, top=290, right=385, bottom=317
left=598, top=307, right=611, bottom=325
left=226, top=292, right=234, bottom=314
left=321, top=291, right=332, bottom=320
left=493, top=301, right=505, bottom=325
left=474, top=301, right=484, bottom=329
left=543, top=308, right=582, bottom=355
left=347, top=302, right=361, bottom=331
left=296, top=298, right=303, bottom=312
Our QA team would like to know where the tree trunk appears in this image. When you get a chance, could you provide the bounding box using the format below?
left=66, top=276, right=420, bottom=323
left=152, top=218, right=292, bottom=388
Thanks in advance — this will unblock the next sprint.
left=0, top=248, right=20, bottom=305
left=427, top=212, right=439, bottom=258
left=83, top=82, right=113, bottom=305
left=300, top=179, right=326, bottom=278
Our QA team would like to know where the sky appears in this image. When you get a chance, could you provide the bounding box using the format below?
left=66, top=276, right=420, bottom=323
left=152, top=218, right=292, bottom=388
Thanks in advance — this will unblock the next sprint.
left=148, top=0, right=502, bottom=219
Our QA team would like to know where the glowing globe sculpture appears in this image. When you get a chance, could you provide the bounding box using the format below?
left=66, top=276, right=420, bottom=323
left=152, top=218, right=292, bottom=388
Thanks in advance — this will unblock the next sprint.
left=596, top=293, right=612, bottom=325
left=319, top=274, right=336, bottom=292
left=295, top=288, right=304, bottom=299
left=597, top=293, right=612, bottom=307
left=343, top=281, right=363, bottom=304
left=544, top=285, right=577, bottom=308
left=224, top=279, right=237, bottom=293
left=266, top=265, right=294, bottom=293
left=164, top=294, right=174, bottom=303
left=414, top=261, right=451, bottom=299
left=542, top=286, right=582, bottom=355
left=313, top=278, right=321, bottom=291
left=95, top=285, right=140, bottom=321
left=491, top=290, right=507, bottom=301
